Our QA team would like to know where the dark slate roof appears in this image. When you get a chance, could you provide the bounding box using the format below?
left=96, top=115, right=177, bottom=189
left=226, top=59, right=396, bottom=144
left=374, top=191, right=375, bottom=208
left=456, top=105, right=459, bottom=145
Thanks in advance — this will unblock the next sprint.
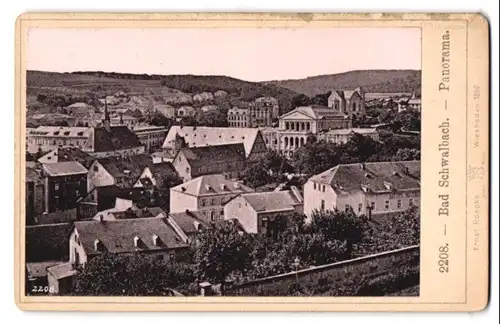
left=171, top=174, right=253, bottom=197
left=42, top=147, right=95, bottom=168
left=180, top=143, right=246, bottom=167
left=94, top=125, right=143, bottom=152
left=81, top=185, right=154, bottom=212
left=97, top=154, right=153, bottom=187
left=74, top=217, right=188, bottom=255
left=26, top=223, right=73, bottom=262
left=148, top=162, right=179, bottom=185
left=309, top=161, right=420, bottom=195
left=168, top=210, right=207, bottom=235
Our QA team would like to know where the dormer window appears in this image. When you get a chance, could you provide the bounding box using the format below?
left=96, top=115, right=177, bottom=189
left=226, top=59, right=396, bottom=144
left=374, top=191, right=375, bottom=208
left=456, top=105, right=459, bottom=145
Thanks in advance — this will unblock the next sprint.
left=364, top=173, right=372, bottom=179
left=94, top=239, right=102, bottom=251
left=384, top=181, right=393, bottom=191
left=221, top=184, right=227, bottom=190
left=123, top=169, right=131, bottom=175
left=205, top=185, right=212, bottom=191
left=393, top=171, right=401, bottom=177
left=133, top=236, right=140, bottom=247
left=152, top=234, right=160, bottom=246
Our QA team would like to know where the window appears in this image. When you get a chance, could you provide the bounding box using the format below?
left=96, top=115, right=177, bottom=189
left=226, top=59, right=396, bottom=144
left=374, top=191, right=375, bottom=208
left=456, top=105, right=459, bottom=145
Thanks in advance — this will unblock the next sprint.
left=371, top=201, right=376, bottom=210
left=211, top=198, right=216, bottom=205
left=54, top=183, right=59, bottom=191
left=397, top=199, right=402, bottom=208
left=321, top=200, right=325, bottom=210
left=169, top=254, right=175, bottom=261
left=409, top=198, right=414, bottom=205
left=345, top=204, right=351, bottom=212
left=358, top=203, right=363, bottom=213
left=93, top=165, right=98, bottom=172
left=220, top=210, right=224, bottom=217
left=200, top=199, right=206, bottom=206
left=385, top=200, right=390, bottom=210
left=261, top=217, right=268, bottom=229
left=313, top=183, right=316, bottom=190
left=322, top=185, right=326, bottom=192
left=210, top=211, right=215, bottom=222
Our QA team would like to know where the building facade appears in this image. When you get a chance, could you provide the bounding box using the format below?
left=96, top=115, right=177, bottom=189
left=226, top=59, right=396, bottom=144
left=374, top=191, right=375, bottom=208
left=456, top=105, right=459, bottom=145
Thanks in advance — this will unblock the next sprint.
left=169, top=174, right=254, bottom=222
left=172, top=143, right=247, bottom=182
left=42, top=162, right=88, bottom=213
left=303, top=161, right=420, bottom=220
left=327, top=87, right=366, bottom=118
left=132, top=125, right=168, bottom=152
left=227, top=107, right=249, bottom=128
left=316, top=128, right=380, bottom=144
left=26, top=126, right=94, bottom=154
left=223, top=187, right=304, bottom=235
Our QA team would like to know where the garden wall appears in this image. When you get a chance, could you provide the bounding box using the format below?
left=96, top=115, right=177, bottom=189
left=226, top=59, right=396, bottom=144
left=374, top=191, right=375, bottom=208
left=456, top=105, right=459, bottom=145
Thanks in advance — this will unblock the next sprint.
left=227, top=245, right=419, bottom=296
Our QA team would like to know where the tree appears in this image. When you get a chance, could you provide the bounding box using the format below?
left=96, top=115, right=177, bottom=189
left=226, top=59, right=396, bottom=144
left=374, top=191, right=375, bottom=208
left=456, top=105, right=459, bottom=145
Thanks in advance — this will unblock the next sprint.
left=150, top=114, right=173, bottom=127
left=195, top=109, right=228, bottom=127
left=392, top=148, right=420, bottom=161
left=291, top=140, right=341, bottom=176
left=291, top=94, right=310, bottom=108
left=243, top=163, right=273, bottom=188
left=309, top=209, right=365, bottom=256
left=383, top=205, right=420, bottom=248
left=194, top=221, right=252, bottom=284
left=72, top=253, right=195, bottom=296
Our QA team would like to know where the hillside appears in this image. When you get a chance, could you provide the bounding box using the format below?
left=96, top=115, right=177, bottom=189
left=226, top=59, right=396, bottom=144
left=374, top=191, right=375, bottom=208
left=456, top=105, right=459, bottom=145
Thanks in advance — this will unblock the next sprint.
left=266, top=70, right=421, bottom=97
left=26, top=70, right=299, bottom=114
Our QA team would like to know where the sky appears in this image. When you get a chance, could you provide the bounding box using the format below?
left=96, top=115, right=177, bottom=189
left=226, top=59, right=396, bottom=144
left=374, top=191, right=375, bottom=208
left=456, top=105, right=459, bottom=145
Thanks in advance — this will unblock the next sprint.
left=27, top=27, right=421, bottom=82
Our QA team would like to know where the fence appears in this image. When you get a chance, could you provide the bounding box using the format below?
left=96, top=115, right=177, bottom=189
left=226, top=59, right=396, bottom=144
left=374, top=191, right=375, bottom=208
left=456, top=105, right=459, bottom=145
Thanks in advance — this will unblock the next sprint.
left=227, top=245, right=419, bottom=296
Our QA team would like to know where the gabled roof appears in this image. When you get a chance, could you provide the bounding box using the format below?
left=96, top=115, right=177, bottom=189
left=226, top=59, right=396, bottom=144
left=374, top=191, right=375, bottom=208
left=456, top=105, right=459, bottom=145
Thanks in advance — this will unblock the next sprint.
left=240, top=190, right=303, bottom=214
left=74, top=217, right=188, bottom=254
left=26, top=223, right=73, bottom=262
left=96, top=154, right=153, bottom=187
left=171, top=174, right=253, bottom=196
left=169, top=210, right=207, bottom=235
left=308, top=161, right=420, bottom=195
left=178, top=144, right=246, bottom=168
left=162, top=126, right=261, bottom=157
left=42, top=161, right=88, bottom=177
left=93, top=125, right=143, bottom=152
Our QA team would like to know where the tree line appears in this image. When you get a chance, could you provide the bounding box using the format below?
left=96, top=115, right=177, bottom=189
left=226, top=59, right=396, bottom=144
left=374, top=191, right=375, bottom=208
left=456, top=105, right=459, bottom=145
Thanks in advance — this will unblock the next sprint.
left=71, top=206, right=419, bottom=296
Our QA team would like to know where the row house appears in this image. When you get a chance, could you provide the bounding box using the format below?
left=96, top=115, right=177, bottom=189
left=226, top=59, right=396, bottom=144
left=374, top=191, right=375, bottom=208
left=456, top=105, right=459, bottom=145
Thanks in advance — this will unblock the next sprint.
left=169, top=174, right=254, bottom=222
left=227, top=97, right=279, bottom=128
left=327, top=87, right=366, bottom=118
left=26, top=126, right=94, bottom=154
left=224, top=187, right=304, bottom=235
left=172, top=143, right=247, bottom=182
left=162, top=126, right=268, bottom=165
left=303, top=161, right=420, bottom=221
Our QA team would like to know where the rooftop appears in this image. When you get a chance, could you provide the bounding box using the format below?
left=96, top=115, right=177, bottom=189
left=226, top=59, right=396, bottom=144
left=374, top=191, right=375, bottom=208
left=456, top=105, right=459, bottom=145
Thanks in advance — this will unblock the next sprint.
left=38, top=147, right=94, bottom=168
left=240, top=188, right=303, bottom=213
left=309, top=161, right=420, bottom=195
left=42, top=161, right=88, bottom=177
left=95, top=154, right=153, bottom=187
left=179, top=144, right=246, bottom=167
left=162, top=126, right=262, bottom=157
left=93, top=125, right=143, bottom=152
left=171, top=174, right=253, bottom=196
left=47, top=262, right=78, bottom=280
left=169, top=210, right=207, bottom=235
left=27, top=126, right=92, bottom=138
left=26, top=261, right=64, bottom=278
left=74, top=217, right=188, bottom=255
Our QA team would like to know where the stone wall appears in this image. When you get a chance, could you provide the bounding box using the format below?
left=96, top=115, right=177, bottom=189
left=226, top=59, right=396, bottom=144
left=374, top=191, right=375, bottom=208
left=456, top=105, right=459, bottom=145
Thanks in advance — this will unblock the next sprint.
left=227, top=245, right=419, bottom=296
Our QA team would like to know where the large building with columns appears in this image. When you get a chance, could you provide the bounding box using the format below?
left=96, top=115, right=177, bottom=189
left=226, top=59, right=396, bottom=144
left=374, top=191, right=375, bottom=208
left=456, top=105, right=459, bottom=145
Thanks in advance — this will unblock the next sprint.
left=261, top=105, right=352, bottom=157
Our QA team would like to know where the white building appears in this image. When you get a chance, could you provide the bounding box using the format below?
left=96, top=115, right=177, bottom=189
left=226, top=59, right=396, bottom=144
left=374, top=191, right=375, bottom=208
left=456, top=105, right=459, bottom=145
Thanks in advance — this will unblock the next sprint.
left=303, top=161, right=420, bottom=221
left=169, top=174, right=254, bottom=223
left=223, top=187, right=304, bottom=234
left=316, top=128, right=380, bottom=144
left=26, top=126, right=95, bottom=153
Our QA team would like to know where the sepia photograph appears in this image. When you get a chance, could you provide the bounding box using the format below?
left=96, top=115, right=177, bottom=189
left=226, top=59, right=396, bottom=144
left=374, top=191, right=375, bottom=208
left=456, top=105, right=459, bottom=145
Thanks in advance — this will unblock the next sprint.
left=22, top=25, right=423, bottom=298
